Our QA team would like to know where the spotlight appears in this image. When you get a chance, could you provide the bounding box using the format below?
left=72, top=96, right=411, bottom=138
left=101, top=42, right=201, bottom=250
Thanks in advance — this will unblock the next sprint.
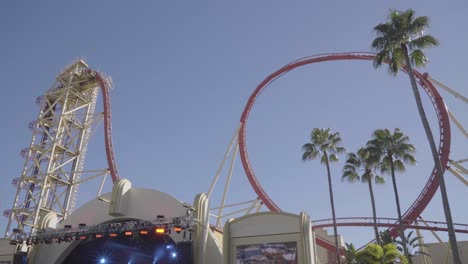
left=139, top=230, right=149, bottom=236
left=78, top=223, right=86, bottom=228
left=99, top=258, right=106, bottom=264
left=155, top=228, right=165, bottom=234
left=173, top=227, right=183, bottom=233
left=64, top=225, right=72, bottom=229
left=94, top=234, right=103, bottom=239
left=108, top=233, right=118, bottom=238
left=156, top=215, right=165, bottom=220
left=124, top=231, right=133, bottom=237
left=171, top=252, right=177, bottom=258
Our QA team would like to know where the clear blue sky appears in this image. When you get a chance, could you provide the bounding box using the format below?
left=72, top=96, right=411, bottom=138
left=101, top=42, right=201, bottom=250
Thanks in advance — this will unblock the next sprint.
left=1, top=1, right=466, bottom=247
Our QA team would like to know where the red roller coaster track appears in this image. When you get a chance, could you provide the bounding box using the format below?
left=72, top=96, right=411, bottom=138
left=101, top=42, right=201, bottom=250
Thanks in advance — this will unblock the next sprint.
left=238, top=52, right=451, bottom=251
left=87, top=69, right=121, bottom=183
left=312, top=217, right=468, bottom=234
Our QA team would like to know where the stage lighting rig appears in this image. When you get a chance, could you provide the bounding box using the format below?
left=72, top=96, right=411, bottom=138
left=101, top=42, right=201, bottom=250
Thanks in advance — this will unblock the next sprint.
left=12, top=215, right=197, bottom=245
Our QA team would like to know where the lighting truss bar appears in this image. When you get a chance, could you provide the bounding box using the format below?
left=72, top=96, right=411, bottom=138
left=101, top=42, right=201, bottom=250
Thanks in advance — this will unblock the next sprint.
left=11, top=215, right=197, bottom=245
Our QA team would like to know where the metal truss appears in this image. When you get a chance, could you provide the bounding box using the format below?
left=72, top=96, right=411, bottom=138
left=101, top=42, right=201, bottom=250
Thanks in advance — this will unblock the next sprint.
left=10, top=215, right=197, bottom=246
left=4, top=60, right=109, bottom=238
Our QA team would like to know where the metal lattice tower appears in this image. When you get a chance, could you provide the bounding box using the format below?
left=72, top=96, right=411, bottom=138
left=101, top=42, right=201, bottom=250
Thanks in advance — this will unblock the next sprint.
left=4, top=60, right=102, bottom=238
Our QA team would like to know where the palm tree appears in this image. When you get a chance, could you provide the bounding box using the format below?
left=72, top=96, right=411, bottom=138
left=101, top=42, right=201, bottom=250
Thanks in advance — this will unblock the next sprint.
left=372, top=9, right=461, bottom=263
left=367, top=128, right=416, bottom=261
left=302, top=128, right=346, bottom=264
left=343, top=147, right=385, bottom=244
left=356, top=243, right=408, bottom=264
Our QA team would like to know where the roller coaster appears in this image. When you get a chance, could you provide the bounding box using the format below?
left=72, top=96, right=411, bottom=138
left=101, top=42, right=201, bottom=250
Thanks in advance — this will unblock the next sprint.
left=4, top=53, right=467, bottom=257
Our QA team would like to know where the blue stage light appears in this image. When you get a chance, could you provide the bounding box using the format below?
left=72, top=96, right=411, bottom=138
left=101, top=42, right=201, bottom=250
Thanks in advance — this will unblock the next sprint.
left=171, top=252, right=177, bottom=258
left=99, top=258, right=106, bottom=264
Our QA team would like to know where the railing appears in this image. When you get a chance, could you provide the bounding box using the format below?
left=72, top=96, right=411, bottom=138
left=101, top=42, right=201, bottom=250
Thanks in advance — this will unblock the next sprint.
left=312, top=217, right=468, bottom=234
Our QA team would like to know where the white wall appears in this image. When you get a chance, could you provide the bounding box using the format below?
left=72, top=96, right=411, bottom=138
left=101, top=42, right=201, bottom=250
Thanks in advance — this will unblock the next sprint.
left=223, top=211, right=316, bottom=264
left=0, top=238, right=15, bottom=263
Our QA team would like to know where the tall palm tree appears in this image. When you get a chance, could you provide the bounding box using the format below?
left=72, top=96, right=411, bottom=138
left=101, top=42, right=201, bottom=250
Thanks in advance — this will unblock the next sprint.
left=343, top=147, right=385, bottom=244
left=302, top=128, right=346, bottom=264
left=367, top=128, right=416, bottom=261
left=372, top=9, right=461, bottom=263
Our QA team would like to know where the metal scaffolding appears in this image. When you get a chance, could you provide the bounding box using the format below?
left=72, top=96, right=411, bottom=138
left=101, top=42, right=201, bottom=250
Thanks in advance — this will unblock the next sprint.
left=4, top=61, right=103, bottom=238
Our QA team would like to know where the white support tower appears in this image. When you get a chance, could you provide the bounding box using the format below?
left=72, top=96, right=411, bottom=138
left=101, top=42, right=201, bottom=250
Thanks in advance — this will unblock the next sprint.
left=4, top=60, right=102, bottom=238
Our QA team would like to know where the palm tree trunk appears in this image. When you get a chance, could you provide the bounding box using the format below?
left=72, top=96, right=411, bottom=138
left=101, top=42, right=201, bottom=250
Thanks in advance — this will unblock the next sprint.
left=367, top=175, right=380, bottom=244
left=402, top=44, right=461, bottom=264
left=324, top=151, right=341, bottom=264
left=388, top=154, right=409, bottom=260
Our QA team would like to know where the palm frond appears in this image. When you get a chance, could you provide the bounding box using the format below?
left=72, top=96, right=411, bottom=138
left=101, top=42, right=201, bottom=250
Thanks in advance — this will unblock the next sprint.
left=375, top=175, right=385, bottom=184
left=402, top=153, right=416, bottom=165
left=361, top=171, right=373, bottom=183
left=320, top=154, right=327, bottom=165
left=372, top=36, right=387, bottom=50
left=380, top=156, right=392, bottom=174
left=408, top=16, right=429, bottom=35
left=393, top=159, right=407, bottom=172
left=410, top=35, right=439, bottom=50
left=301, top=143, right=319, bottom=161
left=343, top=164, right=358, bottom=172
left=410, top=49, right=427, bottom=67
left=374, top=22, right=393, bottom=36
left=342, top=170, right=359, bottom=183
left=373, top=50, right=388, bottom=68
left=329, top=153, right=339, bottom=162
left=335, top=146, right=346, bottom=154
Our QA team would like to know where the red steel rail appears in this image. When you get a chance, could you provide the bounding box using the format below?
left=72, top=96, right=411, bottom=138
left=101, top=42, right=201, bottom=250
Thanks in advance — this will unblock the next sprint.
left=312, top=217, right=468, bottom=234
left=87, top=69, right=121, bottom=183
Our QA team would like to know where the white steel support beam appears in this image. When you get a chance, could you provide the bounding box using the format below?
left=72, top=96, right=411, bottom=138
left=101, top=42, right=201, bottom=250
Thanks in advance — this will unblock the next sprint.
left=245, top=199, right=260, bottom=215
left=447, top=166, right=468, bottom=186
left=216, top=142, right=239, bottom=228
left=415, top=221, right=432, bottom=264
left=255, top=202, right=263, bottom=213
left=207, top=123, right=241, bottom=198
left=4, top=61, right=105, bottom=238
left=427, top=76, right=468, bottom=103
left=448, top=111, right=468, bottom=138
left=210, top=199, right=258, bottom=211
